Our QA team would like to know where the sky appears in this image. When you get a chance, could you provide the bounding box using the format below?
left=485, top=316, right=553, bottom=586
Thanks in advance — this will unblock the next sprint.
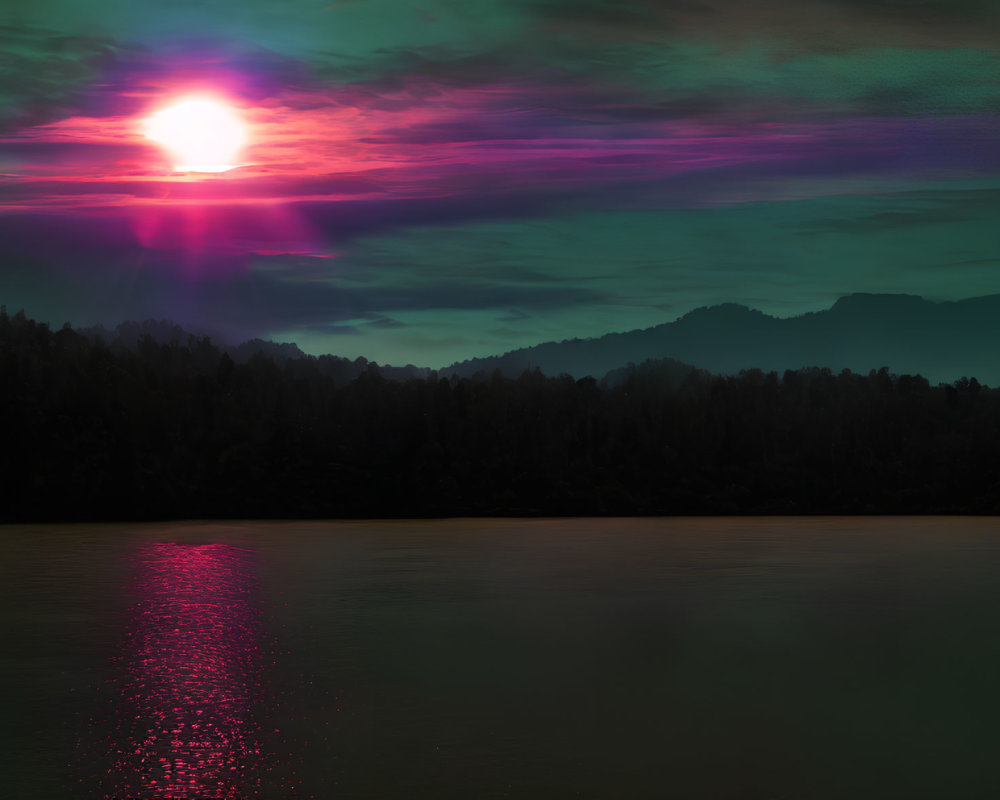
left=1, top=0, right=999, bottom=367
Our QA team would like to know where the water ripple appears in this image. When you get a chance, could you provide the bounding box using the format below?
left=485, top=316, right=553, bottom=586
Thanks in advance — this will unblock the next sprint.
left=102, top=543, right=265, bottom=800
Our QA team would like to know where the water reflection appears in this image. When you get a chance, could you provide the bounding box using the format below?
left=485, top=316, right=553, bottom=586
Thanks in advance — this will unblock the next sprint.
left=105, top=543, right=264, bottom=799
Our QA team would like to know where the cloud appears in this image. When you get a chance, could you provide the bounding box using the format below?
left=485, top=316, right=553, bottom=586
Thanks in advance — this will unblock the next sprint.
left=498, top=309, right=533, bottom=322
left=299, top=322, right=362, bottom=335
left=0, top=25, right=117, bottom=132
left=4, top=21, right=1000, bottom=227
left=796, top=187, right=1000, bottom=234
left=520, top=0, right=1000, bottom=49
left=76, top=39, right=320, bottom=115
left=0, top=207, right=613, bottom=337
left=363, top=315, right=406, bottom=329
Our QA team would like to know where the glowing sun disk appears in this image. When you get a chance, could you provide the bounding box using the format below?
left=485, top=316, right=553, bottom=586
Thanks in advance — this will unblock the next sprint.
left=145, top=97, right=247, bottom=173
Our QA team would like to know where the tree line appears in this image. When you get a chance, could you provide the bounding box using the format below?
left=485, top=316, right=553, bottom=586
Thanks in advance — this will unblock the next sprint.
left=2, top=307, right=999, bottom=520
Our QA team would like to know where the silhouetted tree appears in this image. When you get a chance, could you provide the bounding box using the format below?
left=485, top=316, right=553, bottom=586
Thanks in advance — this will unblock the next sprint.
left=3, top=309, right=1000, bottom=521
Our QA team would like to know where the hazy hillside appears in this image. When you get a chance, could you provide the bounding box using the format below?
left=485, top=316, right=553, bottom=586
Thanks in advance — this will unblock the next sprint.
left=74, top=318, right=430, bottom=382
left=446, top=294, right=1000, bottom=385
left=67, top=293, right=1000, bottom=387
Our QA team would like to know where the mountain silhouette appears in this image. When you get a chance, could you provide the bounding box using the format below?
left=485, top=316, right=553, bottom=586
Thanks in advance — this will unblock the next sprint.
left=73, top=318, right=429, bottom=381
left=445, top=294, right=1000, bottom=385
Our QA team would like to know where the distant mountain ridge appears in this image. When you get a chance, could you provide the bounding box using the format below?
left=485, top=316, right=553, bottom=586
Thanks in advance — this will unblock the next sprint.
left=445, top=293, right=1000, bottom=385
left=64, top=293, right=1000, bottom=386
left=74, top=318, right=430, bottom=382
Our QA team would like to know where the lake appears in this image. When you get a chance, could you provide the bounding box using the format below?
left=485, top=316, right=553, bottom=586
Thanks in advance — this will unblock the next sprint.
left=2, top=517, right=1000, bottom=799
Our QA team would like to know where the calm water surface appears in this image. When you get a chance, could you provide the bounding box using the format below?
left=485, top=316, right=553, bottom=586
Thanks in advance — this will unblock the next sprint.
left=3, top=517, right=1000, bottom=799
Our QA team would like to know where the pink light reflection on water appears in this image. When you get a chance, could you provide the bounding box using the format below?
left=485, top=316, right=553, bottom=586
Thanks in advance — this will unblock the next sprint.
left=105, top=543, right=266, bottom=800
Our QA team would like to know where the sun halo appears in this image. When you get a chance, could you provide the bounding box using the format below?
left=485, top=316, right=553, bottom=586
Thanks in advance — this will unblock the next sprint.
left=144, top=97, right=247, bottom=174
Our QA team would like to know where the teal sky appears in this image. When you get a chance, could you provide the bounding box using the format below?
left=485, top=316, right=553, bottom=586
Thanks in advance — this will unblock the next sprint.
left=2, top=0, right=1000, bottom=366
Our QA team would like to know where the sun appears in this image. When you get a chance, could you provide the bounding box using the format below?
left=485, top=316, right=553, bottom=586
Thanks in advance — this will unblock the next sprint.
left=144, top=97, right=247, bottom=173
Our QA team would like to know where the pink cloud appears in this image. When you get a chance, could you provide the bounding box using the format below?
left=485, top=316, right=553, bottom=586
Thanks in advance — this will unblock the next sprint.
left=4, top=59, right=998, bottom=281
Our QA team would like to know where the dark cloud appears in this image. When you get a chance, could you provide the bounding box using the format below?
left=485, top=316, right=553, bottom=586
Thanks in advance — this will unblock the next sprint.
left=363, top=316, right=406, bottom=329
left=524, top=0, right=713, bottom=34
left=797, top=188, right=1000, bottom=235
left=518, top=0, right=1000, bottom=49
left=180, top=270, right=608, bottom=336
left=0, top=26, right=117, bottom=132
left=0, top=172, right=387, bottom=205
left=0, top=30, right=330, bottom=134
left=293, top=189, right=572, bottom=242
left=315, top=45, right=547, bottom=90
left=0, top=172, right=640, bottom=276
left=294, top=314, right=404, bottom=335
left=0, top=140, right=152, bottom=166
left=800, top=209, right=978, bottom=235
left=0, top=207, right=612, bottom=341
left=80, top=39, right=319, bottom=113
left=821, top=0, right=992, bottom=14
left=498, top=309, right=533, bottom=322
left=299, top=322, right=362, bottom=335
left=0, top=213, right=140, bottom=266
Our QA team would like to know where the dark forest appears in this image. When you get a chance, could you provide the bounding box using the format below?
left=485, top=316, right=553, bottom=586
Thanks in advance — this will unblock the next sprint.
left=3, top=307, right=998, bottom=521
